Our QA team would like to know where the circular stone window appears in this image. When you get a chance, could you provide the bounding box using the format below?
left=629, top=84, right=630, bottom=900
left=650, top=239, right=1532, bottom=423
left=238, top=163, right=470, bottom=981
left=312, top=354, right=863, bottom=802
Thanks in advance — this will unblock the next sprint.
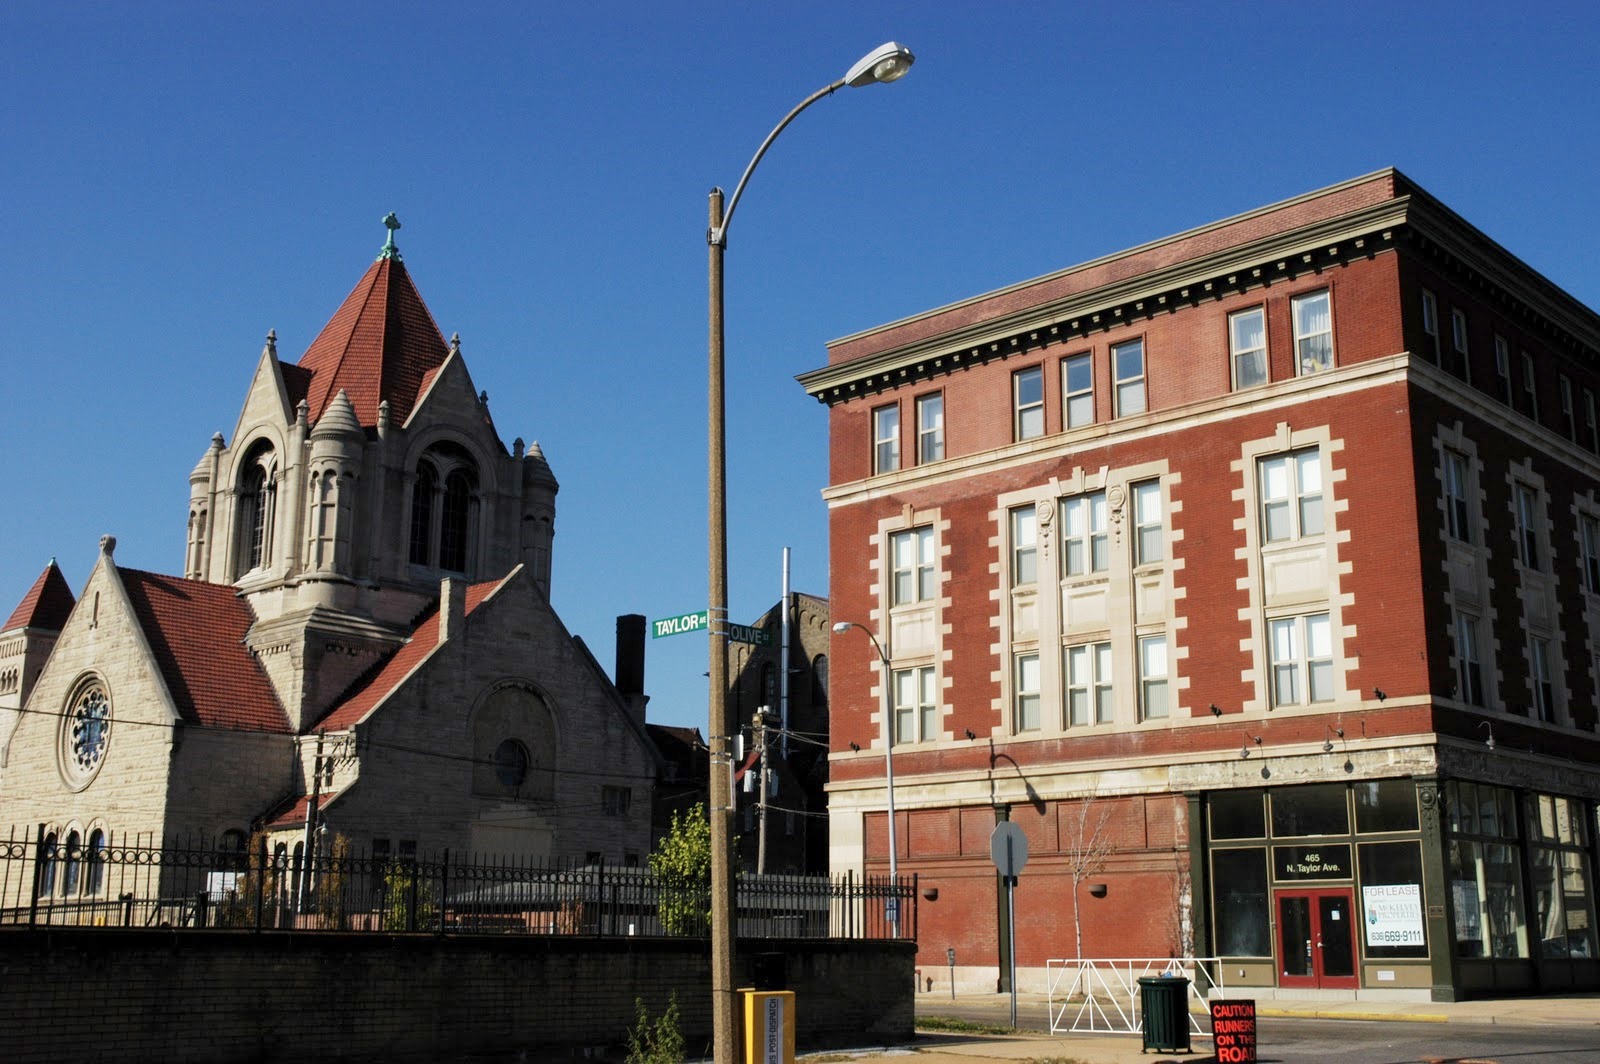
left=61, top=683, right=112, bottom=788
left=493, top=739, right=529, bottom=790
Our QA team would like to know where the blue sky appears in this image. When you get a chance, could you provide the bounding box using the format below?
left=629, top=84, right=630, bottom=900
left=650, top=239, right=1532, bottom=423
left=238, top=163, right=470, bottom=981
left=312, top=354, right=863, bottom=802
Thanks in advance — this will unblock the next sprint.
left=4, top=2, right=1598, bottom=732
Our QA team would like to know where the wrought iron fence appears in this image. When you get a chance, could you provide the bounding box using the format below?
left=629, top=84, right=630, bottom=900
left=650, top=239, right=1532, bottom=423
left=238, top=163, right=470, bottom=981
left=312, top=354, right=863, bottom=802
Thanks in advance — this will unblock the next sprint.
left=0, top=826, right=915, bottom=941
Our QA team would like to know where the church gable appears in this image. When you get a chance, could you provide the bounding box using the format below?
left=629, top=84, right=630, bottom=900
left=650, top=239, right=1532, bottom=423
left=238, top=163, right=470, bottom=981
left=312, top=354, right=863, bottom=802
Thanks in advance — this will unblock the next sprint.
left=229, top=334, right=298, bottom=446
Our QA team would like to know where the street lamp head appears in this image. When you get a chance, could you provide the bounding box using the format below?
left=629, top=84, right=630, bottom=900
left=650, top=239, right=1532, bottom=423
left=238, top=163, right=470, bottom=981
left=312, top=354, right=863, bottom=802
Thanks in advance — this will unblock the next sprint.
left=831, top=621, right=856, bottom=633
left=844, top=41, right=916, bottom=88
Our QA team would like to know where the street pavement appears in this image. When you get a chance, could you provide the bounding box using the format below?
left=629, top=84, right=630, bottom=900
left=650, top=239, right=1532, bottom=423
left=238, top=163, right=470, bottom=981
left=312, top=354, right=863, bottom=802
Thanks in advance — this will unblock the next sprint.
left=796, top=989, right=1600, bottom=1063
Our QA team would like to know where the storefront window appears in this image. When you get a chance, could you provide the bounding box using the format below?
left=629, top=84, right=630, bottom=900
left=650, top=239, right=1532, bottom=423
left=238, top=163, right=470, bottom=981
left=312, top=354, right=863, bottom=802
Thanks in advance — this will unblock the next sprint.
left=1357, top=841, right=1428, bottom=958
left=1212, top=848, right=1270, bottom=957
left=1211, top=789, right=1265, bottom=840
left=1527, top=794, right=1596, bottom=959
left=1270, top=784, right=1349, bottom=837
left=1354, top=780, right=1419, bottom=833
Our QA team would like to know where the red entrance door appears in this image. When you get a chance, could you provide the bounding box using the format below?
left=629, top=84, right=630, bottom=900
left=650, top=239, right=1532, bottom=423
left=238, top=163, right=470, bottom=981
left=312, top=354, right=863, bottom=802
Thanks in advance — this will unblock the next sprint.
left=1276, top=889, right=1358, bottom=989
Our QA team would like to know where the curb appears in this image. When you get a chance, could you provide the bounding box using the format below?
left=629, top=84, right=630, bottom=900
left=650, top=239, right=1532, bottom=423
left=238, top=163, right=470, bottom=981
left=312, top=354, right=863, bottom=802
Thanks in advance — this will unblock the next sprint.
left=1249, top=1007, right=1448, bottom=1024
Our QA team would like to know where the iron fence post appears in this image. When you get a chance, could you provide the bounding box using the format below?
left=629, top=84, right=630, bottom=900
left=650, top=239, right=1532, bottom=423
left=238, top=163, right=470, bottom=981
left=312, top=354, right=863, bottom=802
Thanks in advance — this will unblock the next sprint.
left=439, top=849, right=449, bottom=934
left=253, top=835, right=267, bottom=931
left=28, top=823, right=44, bottom=928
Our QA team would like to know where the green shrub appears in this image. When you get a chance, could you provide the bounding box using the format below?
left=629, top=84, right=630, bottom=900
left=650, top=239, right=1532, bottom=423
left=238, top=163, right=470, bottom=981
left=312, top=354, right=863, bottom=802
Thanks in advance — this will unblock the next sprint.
left=624, top=994, right=684, bottom=1064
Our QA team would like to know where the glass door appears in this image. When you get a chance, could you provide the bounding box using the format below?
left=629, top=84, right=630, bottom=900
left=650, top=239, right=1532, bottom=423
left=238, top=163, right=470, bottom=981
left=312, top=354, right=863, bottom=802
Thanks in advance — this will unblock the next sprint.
left=1276, top=888, right=1357, bottom=989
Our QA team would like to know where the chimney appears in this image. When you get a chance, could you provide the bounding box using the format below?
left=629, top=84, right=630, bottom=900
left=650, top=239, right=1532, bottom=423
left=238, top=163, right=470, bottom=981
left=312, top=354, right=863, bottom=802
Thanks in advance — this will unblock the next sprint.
left=439, top=578, right=466, bottom=642
left=615, top=614, right=648, bottom=723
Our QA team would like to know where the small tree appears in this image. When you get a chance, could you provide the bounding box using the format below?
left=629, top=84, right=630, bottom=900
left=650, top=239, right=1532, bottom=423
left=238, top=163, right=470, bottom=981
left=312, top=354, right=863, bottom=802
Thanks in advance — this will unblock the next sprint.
left=650, top=803, right=711, bottom=936
left=1064, top=786, right=1116, bottom=959
left=625, top=994, right=685, bottom=1064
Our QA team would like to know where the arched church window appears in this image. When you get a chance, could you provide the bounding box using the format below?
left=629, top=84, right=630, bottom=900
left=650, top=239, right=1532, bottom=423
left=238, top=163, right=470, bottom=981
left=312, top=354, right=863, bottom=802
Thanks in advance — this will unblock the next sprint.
left=41, top=832, right=59, bottom=895
left=60, top=681, right=111, bottom=789
left=471, top=686, right=554, bottom=801
left=761, top=662, right=776, bottom=708
left=493, top=739, right=530, bottom=790
left=86, top=828, right=107, bottom=895
left=63, top=830, right=82, bottom=895
left=309, top=471, right=337, bottom=570
left=408, top=442, right=479, bottom=575
left=218, top=829, right=248, bottom=873
left=235, top=442, right=278, bottom=577
left=409, top=463, right=436, bottom=565
left=813, top=654, right=828, bottom=704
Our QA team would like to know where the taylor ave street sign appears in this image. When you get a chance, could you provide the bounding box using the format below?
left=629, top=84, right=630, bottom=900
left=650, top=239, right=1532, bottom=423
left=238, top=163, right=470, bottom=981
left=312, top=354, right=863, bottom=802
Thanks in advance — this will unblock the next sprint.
left=652, top=611, right=708, bottom=638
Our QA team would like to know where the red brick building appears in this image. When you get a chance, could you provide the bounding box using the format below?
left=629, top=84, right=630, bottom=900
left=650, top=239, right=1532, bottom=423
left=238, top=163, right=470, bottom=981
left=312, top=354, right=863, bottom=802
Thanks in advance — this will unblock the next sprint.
left=801, top=170, right=1600, bottom=1001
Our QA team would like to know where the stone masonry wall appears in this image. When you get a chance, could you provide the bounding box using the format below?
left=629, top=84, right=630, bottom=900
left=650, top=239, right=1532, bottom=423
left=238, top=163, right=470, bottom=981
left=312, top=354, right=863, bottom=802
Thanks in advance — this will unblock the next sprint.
left=0, top=929, right=913, bottom=1064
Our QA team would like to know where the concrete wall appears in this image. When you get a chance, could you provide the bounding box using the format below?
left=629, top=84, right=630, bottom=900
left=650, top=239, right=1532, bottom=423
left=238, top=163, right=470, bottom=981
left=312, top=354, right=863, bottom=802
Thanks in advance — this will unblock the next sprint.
left=0, top=929, right=913, bottom=1063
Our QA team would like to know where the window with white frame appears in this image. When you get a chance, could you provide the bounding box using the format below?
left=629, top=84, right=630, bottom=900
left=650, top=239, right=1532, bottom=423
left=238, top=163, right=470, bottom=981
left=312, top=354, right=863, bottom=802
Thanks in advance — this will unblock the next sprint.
left=1494, top=336, right=1512, bottom=404
left=1451, top=308, right=1471, bottom=381
left=1520, top=352, right=1539, bottom=421
left=1443, top=449, right=1472, bottom=543
left=1132, top=479, right=1164, bottom=565
left=1586, top=389, right=1599, bottom=453
left=893, top=665, right=937, bottom=744
left=1581, top=513, right=1600, bottom=593
left=1061, top=491, right=1109, bottom=577
left=1062, top=353, right=1094, bottom=429
left=1531, top=638, right=1555, bottom=723
left=1292, top=290, right=1333, bottom=374
left=872, top=404, right=899, bottom=475
left=1514, top=483, right=1541, bottom=570
left=1139, top=634, right=1169, bottom=719
left=1421, top=290, right=1440, bottom=364
left=1269, top=613, right=1334, bottom=707
left=1260, top=449, right=1324, bottom=543
left=1455, top=611, right=1485, bottom=706
left=1230, top=307, right=1268, bottom=389
left=1560, top=376, right=1576, bottom=440
left=915, top=393, right=944, bottom=464
left=1113, top=339, right=1146, bottom=416
left=1014, top=366, right=1044, bottom=440
left=1065, top=641, right=1113, bottom=727
left=1011, top=505, right=1037, bottom=585
left=1015, top=653, right=1041, bottom=731
left=891, top=527, right=935, bottom=605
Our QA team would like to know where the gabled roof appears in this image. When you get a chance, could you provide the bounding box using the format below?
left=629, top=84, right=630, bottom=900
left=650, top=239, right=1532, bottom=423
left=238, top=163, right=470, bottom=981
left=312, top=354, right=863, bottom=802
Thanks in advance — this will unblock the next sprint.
left=296, top=254, right=450, bottom=428
left=315, top=575, right=506, bottom=733
left=117, top=569, right=291, bottom=733
left=264, top=790, right=342, bottom=832
left=3, top=560, right=75, bottom=633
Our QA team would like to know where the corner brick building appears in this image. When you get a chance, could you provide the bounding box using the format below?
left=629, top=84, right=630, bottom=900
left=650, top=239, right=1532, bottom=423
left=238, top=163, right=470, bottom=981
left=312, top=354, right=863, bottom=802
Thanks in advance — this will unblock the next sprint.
left=0, top=220, right=657, bottom=889
left=801, top=170, right=1600, bottom=1000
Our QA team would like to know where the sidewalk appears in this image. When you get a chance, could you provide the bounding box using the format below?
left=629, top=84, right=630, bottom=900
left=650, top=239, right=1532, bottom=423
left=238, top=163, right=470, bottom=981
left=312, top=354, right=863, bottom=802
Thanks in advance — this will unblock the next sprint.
left=799, top=989, right=1600, bottom=1064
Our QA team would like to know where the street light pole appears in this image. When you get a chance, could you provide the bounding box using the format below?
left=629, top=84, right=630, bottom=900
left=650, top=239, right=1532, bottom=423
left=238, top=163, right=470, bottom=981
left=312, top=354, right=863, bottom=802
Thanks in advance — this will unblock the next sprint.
left=832, top=620, right=899, bottom=936
left=706, top=42, right=914, bottom=1064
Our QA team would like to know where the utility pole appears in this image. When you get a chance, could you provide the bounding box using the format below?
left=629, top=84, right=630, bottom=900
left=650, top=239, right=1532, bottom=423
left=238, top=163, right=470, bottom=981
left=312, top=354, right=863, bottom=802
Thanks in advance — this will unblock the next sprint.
left=299, top=732, right=324, bottom=914
left=754, top=706, right=772, bottom=875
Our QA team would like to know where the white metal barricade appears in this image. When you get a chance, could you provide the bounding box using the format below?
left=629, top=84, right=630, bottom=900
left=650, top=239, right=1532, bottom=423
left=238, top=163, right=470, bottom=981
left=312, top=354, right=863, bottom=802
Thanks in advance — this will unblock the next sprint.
left=1044, top=957, right=1225, bottom=1036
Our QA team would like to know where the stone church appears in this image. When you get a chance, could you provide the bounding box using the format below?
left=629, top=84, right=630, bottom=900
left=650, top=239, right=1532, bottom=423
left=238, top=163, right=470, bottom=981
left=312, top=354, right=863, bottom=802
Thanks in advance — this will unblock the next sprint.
left=0, top=219, right=658, bottom=873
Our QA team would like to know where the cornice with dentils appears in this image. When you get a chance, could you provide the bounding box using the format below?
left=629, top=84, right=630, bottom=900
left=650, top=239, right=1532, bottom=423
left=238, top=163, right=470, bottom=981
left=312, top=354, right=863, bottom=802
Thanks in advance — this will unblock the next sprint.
left=799, top=182, right=1600, bottom=406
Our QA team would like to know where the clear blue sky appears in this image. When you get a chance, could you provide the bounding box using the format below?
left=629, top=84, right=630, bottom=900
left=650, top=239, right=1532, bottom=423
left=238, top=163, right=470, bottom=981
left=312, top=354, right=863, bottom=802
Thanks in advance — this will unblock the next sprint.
left=4, top=2, right=1597, bottom=732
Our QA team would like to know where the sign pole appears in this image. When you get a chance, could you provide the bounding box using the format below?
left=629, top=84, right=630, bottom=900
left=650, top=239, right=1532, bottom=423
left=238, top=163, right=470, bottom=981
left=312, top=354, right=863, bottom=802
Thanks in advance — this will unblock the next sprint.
left=1007, top=871, right=1018, bottom=1029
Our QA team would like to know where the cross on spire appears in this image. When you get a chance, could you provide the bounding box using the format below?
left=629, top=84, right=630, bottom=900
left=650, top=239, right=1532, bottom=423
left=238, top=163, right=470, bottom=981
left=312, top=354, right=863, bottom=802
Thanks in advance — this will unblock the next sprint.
left=380, top=213, right=402, bottom=260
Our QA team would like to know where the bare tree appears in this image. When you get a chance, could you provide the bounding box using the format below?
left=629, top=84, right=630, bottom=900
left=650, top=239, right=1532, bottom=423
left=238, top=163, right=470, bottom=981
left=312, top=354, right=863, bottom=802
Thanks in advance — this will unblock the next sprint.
left=1063, top=785, right=1116, bottom=958
left=1164, top=856, right=1194, bottom=959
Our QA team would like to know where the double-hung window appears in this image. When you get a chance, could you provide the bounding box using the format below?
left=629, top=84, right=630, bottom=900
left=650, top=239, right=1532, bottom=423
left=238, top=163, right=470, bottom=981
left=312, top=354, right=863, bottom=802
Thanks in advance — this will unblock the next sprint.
left=1139, top=635, right=1169, bottom=719
left=1455, top=612, right=1484, bottom=706
left=1014, top=653, right=1041, bottom=732
left=1269, top=613, right=1334, bottom=706
left=872, top=404, right=899, bottom=474
left=1011, top=505, right=1037, bottom=585
left=1586, top=390, right=1599, bottom=453
left=1560, top=376, right=1576, bottom=440
left=1062, top=353, right=1094, bottom=428
left=1582, top=514, right=1600, bottom=592
left=1494, top=336, right=1512, bottom=404
left=915, top=393, right=944, bottom=464
left=1421, top=290, right=1440, bottom=364
left=1230, top=307, right=1268, bottom=390
left=891, top=527, right=935, bottom=605
left=1260, top=449, right=1324, bottom=543
left=1132, top=479, right=1164, bottom=565
left=1514, top=484, right=1541, bottom=570
left=1113, top=339, right=1146, bottom=416
left=893, top=665, right=937, bottom=744
left=1443, top=449, right=1471, bottom=543
left=1014, top=366, right=1044, bottom=440
left=1061, top=492, right=1109, bottom=577
left=1292, top=290, right=1333, bottom=374
left=1451, top=308, right=1471, bottom=382
left=1531, top=639, right=1555, bottom=723
left=1520, top=352, right=1539, bottom=421
left=1065, top=641, right=1113, bottom=726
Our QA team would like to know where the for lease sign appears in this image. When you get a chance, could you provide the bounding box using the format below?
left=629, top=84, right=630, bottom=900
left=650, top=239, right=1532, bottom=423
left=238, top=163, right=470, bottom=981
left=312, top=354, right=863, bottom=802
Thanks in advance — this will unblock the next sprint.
left=1363, top=883, right=1425, bottom=947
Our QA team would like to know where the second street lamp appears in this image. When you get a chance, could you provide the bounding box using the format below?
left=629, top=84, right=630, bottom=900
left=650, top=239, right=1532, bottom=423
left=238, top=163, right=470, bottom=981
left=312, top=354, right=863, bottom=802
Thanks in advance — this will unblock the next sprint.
left=704, top=41, right=914, bottom=1064
left=831, top=619, right=900, bottom=936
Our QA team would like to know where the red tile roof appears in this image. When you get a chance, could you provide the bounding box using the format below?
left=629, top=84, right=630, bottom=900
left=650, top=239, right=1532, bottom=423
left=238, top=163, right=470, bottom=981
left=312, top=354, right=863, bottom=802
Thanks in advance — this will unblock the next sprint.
left=3, top=560, right=75, bottom=633
left=117, top=569, right=290, bottom=734
left=265, top=790, right=341, bottom=831
left=296, top=256, right=450, bottom=428
left=315, top=574, right=509, bottom=733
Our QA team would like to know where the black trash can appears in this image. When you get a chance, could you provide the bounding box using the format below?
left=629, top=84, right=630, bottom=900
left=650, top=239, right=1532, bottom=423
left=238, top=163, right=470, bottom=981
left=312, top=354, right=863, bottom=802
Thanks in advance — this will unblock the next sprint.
left=1137, top=975, right=1191, bottom=1053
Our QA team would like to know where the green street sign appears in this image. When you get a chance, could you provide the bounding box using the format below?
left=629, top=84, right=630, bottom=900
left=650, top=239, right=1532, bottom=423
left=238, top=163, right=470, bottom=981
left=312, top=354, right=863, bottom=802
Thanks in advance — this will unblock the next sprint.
left=726, top=623, right=772, bottom=647
left=652, top=610, right=709, bottom=638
